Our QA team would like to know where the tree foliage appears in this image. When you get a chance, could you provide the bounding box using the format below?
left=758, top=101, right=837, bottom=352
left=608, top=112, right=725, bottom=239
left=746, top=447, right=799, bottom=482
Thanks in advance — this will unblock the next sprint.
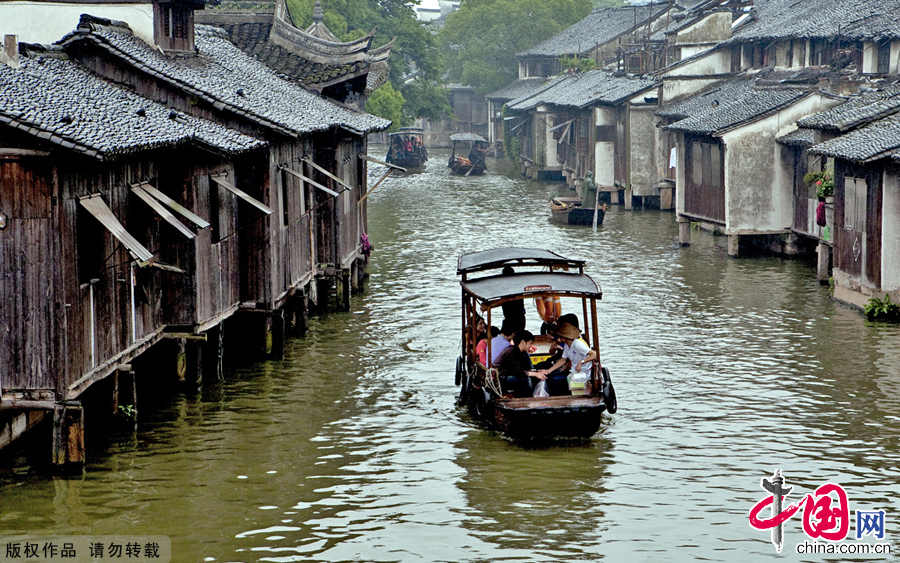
left=439, top=0, right=592, bottom=94
left=285, top=0, right=452, bottom=122
left=364, top=82, right=408, bottom=132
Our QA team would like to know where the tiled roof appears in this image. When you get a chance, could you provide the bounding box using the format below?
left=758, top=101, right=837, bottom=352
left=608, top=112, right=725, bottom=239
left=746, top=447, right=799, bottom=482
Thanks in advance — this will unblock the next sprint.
left=810, top=112, right=900, bottom=162
left=485, top=78, right=549, bottom=102
left=0, top=49, right=265, bottom=160
left=797, top=86, right=900, bottom=131
left=208, top=21, right=368, bottom=85
left=776, top=126, right=821, bottom=147
left=506, top=71, right=659, bottom=111
left=660, top=78, right=810, bottom=135
left=58, top=17, right=390, bottom=136
left=517, top=5, right=669, bottom=58
left=731, top=0, right=900, bottom=41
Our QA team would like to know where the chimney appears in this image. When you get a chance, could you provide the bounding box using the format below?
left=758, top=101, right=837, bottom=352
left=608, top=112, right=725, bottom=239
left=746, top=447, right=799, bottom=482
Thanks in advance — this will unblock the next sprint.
left=1, top=35, right=20, bottom=68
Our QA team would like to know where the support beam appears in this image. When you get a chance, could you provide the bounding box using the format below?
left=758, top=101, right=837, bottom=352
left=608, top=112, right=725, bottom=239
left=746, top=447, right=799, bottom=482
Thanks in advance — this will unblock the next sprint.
left=263, top=312, right=284, bottom=360
left=817, top=242, right=831, bottom=283
left=52, top=402, right=85, bottom=468
left=728, top=234, right=740, bottom=257
left=677, top=215, right=691, bottom=246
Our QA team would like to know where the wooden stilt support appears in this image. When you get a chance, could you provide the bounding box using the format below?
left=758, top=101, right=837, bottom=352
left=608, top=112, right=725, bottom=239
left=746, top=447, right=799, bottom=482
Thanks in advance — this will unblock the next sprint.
left=817, top=242, right=831, bottom=283
left=175, top=338, right=187, bottom=382
left=263, top=311, right=284, bottom=360
left=728, top=234, right=740, bottom=257
left=677, top=215, right=691, bottom=246
left=52, top=401, right=85, bottom=469
left=624, top=187, right=633, bottom=211
left=186, top=339, right=204, bottom=388
left=204, top=323, right=225, bottom=382
left=339, top=269, right=351, bottom=311
left=316, top=277, right=331, bottom=314
left=116, top=364, right=137, bottom=421
left=350, top=262, right=360, bottom=294
left=297, top=287, right=309, bottom=336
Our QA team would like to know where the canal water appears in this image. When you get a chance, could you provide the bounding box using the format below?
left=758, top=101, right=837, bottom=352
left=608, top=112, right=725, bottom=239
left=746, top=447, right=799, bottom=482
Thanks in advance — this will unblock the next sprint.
left=1, top=149, right=899, bottom=562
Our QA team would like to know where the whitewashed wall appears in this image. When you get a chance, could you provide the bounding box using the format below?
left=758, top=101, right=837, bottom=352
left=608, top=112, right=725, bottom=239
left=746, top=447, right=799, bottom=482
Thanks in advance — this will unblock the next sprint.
left=882, top=171, right=900, bottom=291
left=594, top=106, right=614, bottom=186
left=0, top=2, right=154, bottom=45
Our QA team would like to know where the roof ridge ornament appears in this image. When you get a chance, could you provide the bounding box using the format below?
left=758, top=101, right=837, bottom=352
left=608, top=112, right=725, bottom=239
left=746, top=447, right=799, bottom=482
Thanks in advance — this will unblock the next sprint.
left=313, top=1, right=324, bottom=24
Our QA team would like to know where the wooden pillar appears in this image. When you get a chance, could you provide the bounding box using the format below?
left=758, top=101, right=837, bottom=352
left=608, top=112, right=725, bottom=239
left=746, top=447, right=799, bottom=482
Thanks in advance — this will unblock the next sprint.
left=175, top=338, right=187, bottom=382
left=316, top=277, right=331, bottom=314
left=624, top=187, right=633, bottom=210
left=817, top=242, right=831, bottom=283
left=350, top=262, right=360, bottom=293
left=610, top=189, right=620, bottom=205
left=186, top=339, right=204, bottom=388
left=339, top=269, right=351, bottom=311
left=728, top=234, right=740, bottom=257
left=204, top=323, right=224, bottom=382
left=52, top=401, right=84, bottom=468
left=263, top=311, right=284, bottom=360
left=114, top=365, right=137, bottom=421
left=677, top=215, right=691, bottom=246
left=297, top=287, right=309, bottom=336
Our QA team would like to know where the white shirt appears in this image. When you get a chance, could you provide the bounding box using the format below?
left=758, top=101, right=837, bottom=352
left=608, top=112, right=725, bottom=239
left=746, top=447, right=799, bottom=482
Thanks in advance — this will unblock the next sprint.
left=562, top=338, right=592, bottom=377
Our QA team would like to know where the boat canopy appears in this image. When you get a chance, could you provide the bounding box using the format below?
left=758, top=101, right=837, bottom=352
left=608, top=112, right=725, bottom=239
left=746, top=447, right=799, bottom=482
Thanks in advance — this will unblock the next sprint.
left=450, top=133, right=487, bottom=142
left=390, top=127, right=424, bottom=136
left=461, top=271, right=602, bottom=305
left=457, top=247, right=584, bottom=275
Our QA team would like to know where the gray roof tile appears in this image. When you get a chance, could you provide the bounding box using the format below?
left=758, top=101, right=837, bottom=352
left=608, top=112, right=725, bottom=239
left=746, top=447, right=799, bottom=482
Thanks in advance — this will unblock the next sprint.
left=810, top=111, right=900, bottom=162
left=506, top=70, right=659, bottom=111
left=0, top=50, right=265, bottom=160
left=797, top=86, right=900, bottom=131
left=485, top=77, right=554, bottom=102
left=731, top=0, right=900, bottom=41
left=660, top=78, right=810, bottom=135
left=59, top=18, right=390, bottom=136
left=776, top=126, right=821, bottom=146
left=517, top=5, right=669, bottom=58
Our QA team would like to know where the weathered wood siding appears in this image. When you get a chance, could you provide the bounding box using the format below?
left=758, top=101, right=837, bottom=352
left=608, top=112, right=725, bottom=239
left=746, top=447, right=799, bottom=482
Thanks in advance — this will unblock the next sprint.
left=684, top=134, right=725, bottom=223
left=834, top=160, right=883, bottom=288
left=0, top=155, right=57, bottom=392
left=271, top=141, right=314, bottom=306
left=790, top=146, right=814, bottom=235
left=58, top=156, right=164, bottom=391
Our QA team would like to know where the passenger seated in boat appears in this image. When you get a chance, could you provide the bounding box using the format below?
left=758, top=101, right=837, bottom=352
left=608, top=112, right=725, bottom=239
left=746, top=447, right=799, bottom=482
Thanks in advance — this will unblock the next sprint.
left=491, top=330, right=547, bottom=397
left=489, top=320, right=515, bottom=365
left=476, top=326, right=500, bottom=366
left=544, top=321, right=596, bottom=394
left=467, top=314, right=486, bottom=356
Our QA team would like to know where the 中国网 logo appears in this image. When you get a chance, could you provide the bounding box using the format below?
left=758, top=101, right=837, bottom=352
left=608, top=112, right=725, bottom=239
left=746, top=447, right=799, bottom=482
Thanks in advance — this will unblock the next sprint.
left=748, top=470, right=890, bottom=555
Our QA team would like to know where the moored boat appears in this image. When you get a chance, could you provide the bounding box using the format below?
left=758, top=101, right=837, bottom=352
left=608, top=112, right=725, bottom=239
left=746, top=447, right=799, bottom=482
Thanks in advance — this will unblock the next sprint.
left=550, top=197, right=606, bottom=226
left=455, top=247, right=616, bottom=440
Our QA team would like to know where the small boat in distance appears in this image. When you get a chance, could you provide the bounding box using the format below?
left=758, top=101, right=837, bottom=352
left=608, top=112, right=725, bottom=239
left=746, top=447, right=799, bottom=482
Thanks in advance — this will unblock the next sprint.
left=386, top=127, right=427, bottom=169
left=550, top=197, right=607, bottom=226
left=455, top=247, right=617, bottom=440
left=448, top=133, right=488, bottom=176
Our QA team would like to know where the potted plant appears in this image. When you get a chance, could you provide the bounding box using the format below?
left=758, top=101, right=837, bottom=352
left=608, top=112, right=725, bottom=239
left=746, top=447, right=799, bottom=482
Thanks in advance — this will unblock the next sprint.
left=804, top=170, right=834, bottom=202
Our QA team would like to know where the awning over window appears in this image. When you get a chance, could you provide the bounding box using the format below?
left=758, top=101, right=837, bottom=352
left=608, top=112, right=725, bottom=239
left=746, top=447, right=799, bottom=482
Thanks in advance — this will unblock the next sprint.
left=79, top=195, right=154, bottom=264
left=360, top=154, right=407, bottom=172
left=280, top=166, right=339, bottom=197
left=136, top=182, right=210, bottom=229
left=302, top=158, right=353, bottom=193
left=210, top=175, right=273, bottom=215
left=131, top=184, right=196, bottom=239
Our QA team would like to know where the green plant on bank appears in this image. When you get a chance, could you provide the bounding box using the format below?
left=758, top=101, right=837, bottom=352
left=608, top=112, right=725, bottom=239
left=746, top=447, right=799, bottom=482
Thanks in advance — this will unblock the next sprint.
left=711, top=226, right=723, bottom=236
left=118, top=404, right=137, bottom=421
left=502, top=104, right=521, bottom=164
left=864, top=294, right=900, bottom=322
left=559, top=56, right=596, bottom=73
left=804, top=170, right=834, bottom=199
left=828, top=276, right=835, bottom=295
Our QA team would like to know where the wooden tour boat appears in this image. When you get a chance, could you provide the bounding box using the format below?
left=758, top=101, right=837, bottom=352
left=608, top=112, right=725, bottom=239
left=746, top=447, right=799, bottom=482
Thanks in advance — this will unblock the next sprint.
left=550, top=197, right=606, bottom=226
left=455, top=247, right=616, bottom=440
left=448, top=133, right=488, bottom=176
left=386, top=127, right=427, bottom=169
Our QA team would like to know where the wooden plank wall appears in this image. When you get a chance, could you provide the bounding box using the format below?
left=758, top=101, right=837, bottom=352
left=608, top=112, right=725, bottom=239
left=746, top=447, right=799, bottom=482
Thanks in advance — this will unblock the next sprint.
left=0, top=157, right=56, bottom=391
left=59, top=157, right=165, bottom=391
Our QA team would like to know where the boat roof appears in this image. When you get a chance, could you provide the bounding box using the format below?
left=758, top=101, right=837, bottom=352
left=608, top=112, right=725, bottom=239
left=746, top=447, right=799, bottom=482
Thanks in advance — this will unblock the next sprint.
left=461, top=272, right=602, bottom=303
left=457, top=247, right=584, bottom=274
left=450, top=133, right=487, bottom=142
left=390, top=127, right=424, bottom=135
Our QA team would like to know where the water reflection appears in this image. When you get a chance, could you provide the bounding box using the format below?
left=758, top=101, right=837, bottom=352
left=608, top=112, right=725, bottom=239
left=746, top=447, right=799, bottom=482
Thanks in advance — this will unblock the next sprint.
left=0, top=149, right=899, bottom=562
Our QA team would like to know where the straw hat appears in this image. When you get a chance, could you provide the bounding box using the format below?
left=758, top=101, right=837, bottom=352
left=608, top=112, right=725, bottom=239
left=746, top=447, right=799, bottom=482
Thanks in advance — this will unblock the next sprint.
left=555, top=322, right=581, bottom=340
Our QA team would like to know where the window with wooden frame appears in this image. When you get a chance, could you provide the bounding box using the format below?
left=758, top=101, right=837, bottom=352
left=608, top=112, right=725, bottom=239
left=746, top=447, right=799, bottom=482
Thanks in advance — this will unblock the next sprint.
left=844, top=177, right=867, bottom=232
left=154, top=1, right=196, bottom=52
